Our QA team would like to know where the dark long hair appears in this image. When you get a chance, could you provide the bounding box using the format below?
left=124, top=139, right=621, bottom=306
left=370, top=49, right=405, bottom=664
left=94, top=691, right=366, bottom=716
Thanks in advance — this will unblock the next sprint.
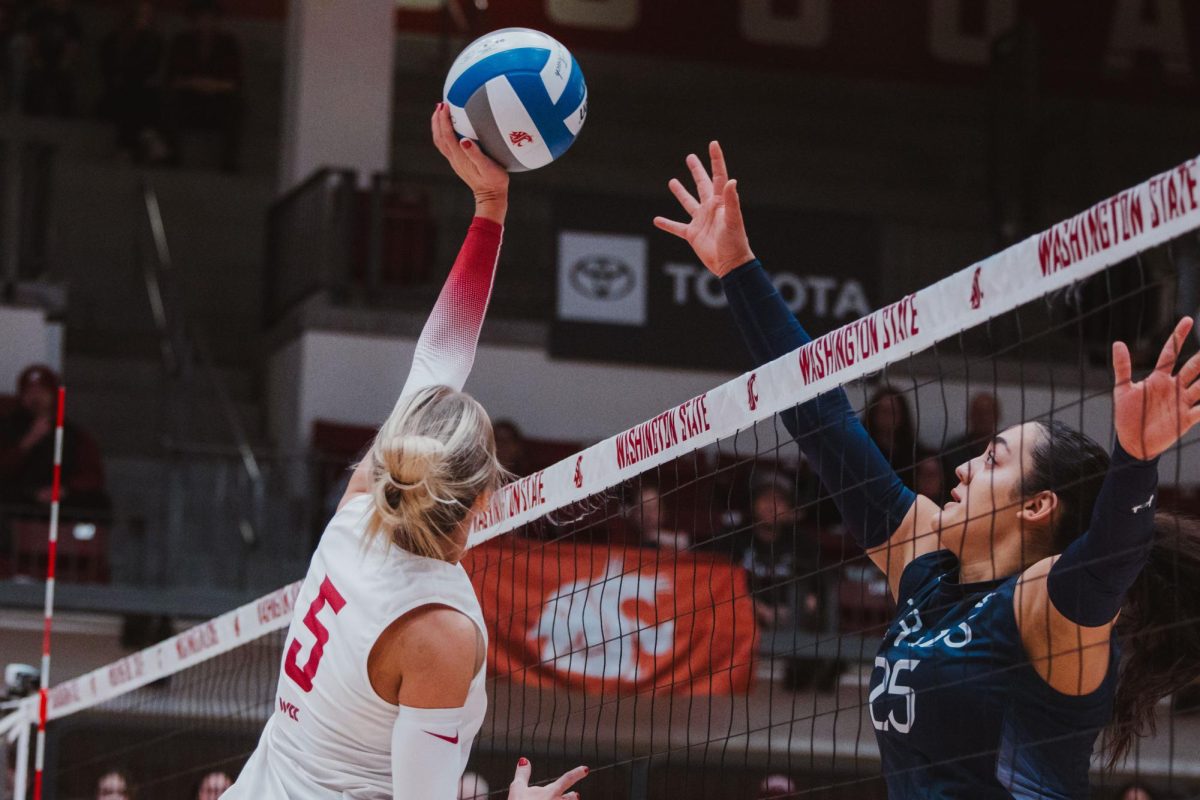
left=1025, top=420, right=1110, bottom=555
left=1106, top=511, right=1200, bottom=767
left=1026, top=421, right=1200, bottom=768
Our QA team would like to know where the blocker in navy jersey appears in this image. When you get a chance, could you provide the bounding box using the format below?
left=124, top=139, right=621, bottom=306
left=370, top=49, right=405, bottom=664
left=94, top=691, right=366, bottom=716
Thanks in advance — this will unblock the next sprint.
left=872, top=551, right=1116, bottom=800
left=443, top=28, right=587, bottom=172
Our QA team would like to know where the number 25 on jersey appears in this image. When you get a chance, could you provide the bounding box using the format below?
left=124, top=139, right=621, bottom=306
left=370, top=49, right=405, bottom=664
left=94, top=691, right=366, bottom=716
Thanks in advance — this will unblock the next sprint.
left=869, top=657, right=920, bottom=734
left=284, top=577, right=347, bottom=693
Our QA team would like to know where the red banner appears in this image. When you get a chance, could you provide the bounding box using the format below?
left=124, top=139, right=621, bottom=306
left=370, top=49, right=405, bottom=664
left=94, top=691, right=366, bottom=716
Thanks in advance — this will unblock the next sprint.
left=464, top=539, right=757, bottom=695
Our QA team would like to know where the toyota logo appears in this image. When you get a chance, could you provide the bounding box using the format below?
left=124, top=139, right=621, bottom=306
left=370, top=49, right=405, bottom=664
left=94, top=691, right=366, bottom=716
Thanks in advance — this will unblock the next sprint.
left=570, top=256, right=636, bottom=301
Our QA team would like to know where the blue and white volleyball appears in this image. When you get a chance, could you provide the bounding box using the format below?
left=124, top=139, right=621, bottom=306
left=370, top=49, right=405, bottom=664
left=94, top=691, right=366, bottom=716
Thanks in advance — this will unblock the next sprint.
left=443, top=28, right=587, bottom=172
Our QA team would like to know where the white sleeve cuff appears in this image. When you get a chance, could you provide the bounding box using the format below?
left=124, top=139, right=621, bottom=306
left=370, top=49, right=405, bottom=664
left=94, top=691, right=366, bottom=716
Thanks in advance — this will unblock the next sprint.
left=391, top=704, right=469, bottom=800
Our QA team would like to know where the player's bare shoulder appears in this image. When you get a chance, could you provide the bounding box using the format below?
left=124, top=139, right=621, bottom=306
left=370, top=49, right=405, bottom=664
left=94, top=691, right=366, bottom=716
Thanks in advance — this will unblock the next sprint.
left=368, top=605, right=482, bottom=706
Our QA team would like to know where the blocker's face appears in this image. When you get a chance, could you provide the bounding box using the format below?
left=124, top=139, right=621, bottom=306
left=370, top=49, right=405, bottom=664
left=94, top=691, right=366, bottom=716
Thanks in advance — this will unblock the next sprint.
left=934, top=422, right=1044, bottom=563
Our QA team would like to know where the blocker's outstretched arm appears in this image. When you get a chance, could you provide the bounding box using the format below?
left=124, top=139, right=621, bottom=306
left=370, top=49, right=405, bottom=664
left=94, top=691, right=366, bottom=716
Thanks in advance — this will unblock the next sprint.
left=1015, top=318, right=1200, bottom=695
left=654, top=142, right=941, bottom=594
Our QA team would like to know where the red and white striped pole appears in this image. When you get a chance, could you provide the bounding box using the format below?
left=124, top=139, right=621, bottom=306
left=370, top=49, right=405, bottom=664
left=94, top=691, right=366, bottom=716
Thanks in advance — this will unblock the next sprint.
left=33, top=386, right=65, bottom=800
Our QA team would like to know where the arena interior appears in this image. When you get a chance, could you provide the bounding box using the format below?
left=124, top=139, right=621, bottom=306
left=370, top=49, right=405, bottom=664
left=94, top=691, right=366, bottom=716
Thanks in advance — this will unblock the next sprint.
left=2, top=1, right=1200, bottom=798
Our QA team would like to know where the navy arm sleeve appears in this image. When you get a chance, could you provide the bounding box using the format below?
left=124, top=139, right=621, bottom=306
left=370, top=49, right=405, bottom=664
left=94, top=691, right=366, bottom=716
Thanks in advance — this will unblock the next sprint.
left=1046, top=443, right=1159, bottom=627
left=720, top=260, right=916, bottom=549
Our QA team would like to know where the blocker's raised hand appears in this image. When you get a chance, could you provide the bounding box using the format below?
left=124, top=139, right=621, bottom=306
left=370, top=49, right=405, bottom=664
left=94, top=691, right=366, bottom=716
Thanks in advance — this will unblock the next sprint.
left=507, top=758, right=588, bottom=800
left=431, top=102, right=509, bottom=215
left=1113, top=316, right=1200, bottom=460
left=654, top=141, right=755, bottom=277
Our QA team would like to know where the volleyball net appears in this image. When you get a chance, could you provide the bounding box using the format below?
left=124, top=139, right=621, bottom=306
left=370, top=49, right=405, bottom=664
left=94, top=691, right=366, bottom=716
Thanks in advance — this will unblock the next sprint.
left=6, top=155, right=1200, bottom=799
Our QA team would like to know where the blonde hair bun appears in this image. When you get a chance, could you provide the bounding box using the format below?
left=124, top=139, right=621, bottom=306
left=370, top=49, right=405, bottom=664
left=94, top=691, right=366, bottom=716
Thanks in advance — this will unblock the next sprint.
left=393, top=435, right=447, bottom=485
left=363, top=385, right=507, bottom=561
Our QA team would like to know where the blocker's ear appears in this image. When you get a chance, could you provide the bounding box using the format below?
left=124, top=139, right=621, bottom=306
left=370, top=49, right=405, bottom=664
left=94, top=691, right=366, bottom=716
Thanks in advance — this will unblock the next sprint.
left=1018, top=489, right=1059, bottom=527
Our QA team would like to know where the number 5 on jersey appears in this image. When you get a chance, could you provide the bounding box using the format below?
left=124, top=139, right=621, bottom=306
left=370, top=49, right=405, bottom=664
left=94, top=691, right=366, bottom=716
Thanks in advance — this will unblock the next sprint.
left=284, top=577, right=347, bottom=693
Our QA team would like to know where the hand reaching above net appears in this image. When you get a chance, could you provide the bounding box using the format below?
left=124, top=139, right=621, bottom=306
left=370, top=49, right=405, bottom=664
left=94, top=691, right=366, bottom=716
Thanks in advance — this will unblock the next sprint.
left=1112, top=316, right=1200, bottom=461
left=653, top=140, right=755, bottom=278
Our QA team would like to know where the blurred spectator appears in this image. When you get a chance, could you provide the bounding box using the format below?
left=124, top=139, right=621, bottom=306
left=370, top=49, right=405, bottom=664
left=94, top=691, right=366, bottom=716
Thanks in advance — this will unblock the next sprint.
left=864, top=386, right=916, bottom=482
left=942, top=392, right=1001, bottom=486
left=1115, top=784, right=1156, bottom=800
left=458, top=770, right=490, bottom=800
left=99, top=0, right=168, bottom=163
left=193, top=770, right=232, bottom=799
left=739, top=478, right=812, bottom=630
left=20, top=0, right=80, bottom=116
left=625, top=482, right=690, bottom=551
left=493, top=419, right=528, bottom=476
left=165, top=0, right=242, bottom=172
left=757, top=773, right=797, bottom=799
left=0, top=365, right=110, bottom=517
left=95, top=768, right=133, bottom=800
left=740, top=477, right=842, bottom=691
left=914, top=450, right=948, bottom=505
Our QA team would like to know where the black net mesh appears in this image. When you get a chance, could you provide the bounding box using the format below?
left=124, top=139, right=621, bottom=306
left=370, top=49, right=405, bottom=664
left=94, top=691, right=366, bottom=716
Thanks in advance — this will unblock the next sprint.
left=16, top=232, right=1200, bottom=800
left=46, top=630, right=286, bottom=799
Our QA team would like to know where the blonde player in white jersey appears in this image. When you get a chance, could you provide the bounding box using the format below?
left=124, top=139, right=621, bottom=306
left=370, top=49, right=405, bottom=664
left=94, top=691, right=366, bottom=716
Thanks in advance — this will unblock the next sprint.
left=226, top=105, right=589, bottom=800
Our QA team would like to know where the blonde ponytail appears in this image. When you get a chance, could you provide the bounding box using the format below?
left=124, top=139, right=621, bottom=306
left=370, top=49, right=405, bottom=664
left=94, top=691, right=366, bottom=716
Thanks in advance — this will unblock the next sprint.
left=363, top=385, right=505, bottom=561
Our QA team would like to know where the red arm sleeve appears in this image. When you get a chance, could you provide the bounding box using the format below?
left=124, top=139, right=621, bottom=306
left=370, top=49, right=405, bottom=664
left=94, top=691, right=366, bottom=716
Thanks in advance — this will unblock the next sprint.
left=400, top=217, right=503, bottom=399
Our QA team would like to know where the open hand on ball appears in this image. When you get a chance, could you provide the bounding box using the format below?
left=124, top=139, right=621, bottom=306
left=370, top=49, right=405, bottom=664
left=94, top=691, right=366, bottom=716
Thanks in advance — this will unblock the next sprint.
left=431, top=102, right=509, bottom=224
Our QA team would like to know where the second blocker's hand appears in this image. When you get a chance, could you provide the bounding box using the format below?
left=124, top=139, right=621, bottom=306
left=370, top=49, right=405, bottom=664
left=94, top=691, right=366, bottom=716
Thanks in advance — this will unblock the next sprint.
left=654, top=140, right=755, bottom=277
left=507, top=758, right=588, bottom=800
left=431, top=102, right=509, bottom=223
left=1112, top=316, right=1200, bottom=460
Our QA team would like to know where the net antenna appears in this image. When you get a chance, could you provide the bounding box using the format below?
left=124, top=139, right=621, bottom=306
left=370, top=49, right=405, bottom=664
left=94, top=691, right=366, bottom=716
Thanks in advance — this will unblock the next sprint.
left=31, top=386, right=66, bottom=800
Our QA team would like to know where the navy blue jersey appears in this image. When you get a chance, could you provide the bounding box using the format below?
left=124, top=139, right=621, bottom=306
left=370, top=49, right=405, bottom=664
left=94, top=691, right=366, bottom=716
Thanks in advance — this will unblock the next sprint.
left=871, top=551, right=1117, bottom=799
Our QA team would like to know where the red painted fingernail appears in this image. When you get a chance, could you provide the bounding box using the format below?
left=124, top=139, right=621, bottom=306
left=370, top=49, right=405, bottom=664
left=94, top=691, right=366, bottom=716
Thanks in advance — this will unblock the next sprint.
left=463, top=140, right=473, bottom=149
left=518, top=757, right=529, bottom=767
left=583, top=767, right=589, bottom=775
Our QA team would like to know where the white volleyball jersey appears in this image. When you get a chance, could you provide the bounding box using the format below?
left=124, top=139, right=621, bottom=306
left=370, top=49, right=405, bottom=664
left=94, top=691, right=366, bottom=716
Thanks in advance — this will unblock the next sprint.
left=227, top=494, right=488, bottom=800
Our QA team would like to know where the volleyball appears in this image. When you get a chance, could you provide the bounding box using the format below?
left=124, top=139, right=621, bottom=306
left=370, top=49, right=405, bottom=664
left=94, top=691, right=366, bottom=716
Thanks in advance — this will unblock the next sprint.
left=443, top=28, right=588, bottom=172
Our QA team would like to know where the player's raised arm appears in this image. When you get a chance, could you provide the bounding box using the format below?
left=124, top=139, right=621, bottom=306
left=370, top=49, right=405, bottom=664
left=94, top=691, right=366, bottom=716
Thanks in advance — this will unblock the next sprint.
left=340, top=105, right=509, bottom=510
left=1016, top=318, right=1200, bottom=693
left=400, top=102, right=510, bottom=400
left=654, top=142, right=940, bottom=593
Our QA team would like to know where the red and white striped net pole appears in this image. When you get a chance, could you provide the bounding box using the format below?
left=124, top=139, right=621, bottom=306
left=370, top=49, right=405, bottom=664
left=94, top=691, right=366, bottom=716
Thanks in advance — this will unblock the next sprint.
left=33, top=386, right=65, bottom=800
